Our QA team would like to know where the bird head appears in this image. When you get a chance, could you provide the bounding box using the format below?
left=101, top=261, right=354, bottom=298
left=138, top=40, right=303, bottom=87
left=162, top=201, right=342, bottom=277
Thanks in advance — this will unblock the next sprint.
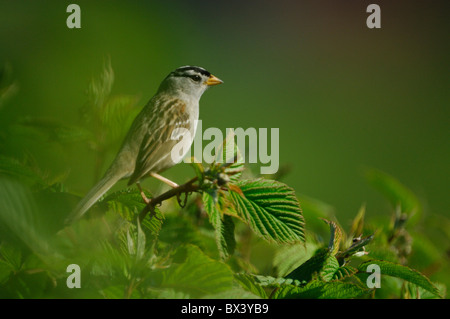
left=158, top=66, right=223, bottom=99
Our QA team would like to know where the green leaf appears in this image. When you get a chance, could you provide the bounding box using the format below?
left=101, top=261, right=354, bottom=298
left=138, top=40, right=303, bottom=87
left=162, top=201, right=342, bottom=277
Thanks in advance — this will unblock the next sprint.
left=120, top=220, right=150, bottom=262
left=81, top=60, right=140, bottom=154
left=102, top=188, right=163, bottom=235
left=272, top=241, right=318, bottom=277
left=103, top=188, right=145, bottom=218
left=285, top=247, right=329, bottom=283
left=272, top=280, right=369, bottom=299
left=242, top=274, right=303, bottom=288
left=321, top=218, right=342, bottom=256
left=157, top=214, right=216, bottom=253
left=86, top=59, right=114, bottom=111
left=0, top=242, right=22, bottom=271
left=318, top=255, right=359, bottom=282
left=218, top=129, right=244, bottom=182
left=228, top=178, right=305, bottom=244
left=0, top=178, right=48, bottom=252
left=320, top=256, right=339, bottom=281
left=152, top=245, right=234, bottom=298
left=357, top=260, right=441, bottom=297
left=234, top=273, right=268, bottom=298
left=135, top=219, right=146, bottom=260
left=401, top=281, right=446, bottom=299
left=100, top=285, right=128, bottom=299
left=202, top=192, right=236, bottom=259
left=126, top=228, right=135, bottom=256
left=333, top=265, right=358, bottom=281
left=0, top=156, right=46, bottom=187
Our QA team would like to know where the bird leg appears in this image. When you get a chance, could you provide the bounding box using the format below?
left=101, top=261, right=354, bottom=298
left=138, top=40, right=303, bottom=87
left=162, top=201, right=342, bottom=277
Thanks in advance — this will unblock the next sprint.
left=136, top=182, right=151, bottom=205
left=150, top=172, right=179, bottom=188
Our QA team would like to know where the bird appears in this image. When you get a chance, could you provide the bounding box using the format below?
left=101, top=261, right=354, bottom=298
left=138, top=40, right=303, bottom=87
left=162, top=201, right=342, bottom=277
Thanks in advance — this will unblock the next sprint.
left=66, top=66, right=223, bottom=224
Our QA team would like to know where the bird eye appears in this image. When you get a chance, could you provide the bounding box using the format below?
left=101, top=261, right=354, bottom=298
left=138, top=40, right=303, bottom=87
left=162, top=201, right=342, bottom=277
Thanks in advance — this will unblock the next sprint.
left=191, top=75, right=201, bottom=82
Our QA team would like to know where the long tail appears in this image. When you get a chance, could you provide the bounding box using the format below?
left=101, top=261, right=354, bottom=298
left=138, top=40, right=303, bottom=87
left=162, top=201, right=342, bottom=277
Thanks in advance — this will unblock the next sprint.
left=65, top=172, right=123, bottom=225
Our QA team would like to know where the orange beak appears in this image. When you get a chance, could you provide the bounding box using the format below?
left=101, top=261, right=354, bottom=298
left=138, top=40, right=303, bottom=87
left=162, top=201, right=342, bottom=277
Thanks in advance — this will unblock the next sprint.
left=204, top=74, right=223, bottom=86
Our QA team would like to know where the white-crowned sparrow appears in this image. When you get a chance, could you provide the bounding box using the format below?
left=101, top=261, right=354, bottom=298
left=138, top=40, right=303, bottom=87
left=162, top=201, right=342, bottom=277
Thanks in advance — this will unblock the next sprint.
left=66, top=66, right=223, bottom=224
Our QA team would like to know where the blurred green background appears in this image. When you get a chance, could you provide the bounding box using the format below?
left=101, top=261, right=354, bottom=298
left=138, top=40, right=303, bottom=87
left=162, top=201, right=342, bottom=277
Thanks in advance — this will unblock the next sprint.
left=0, top=0, right=449, bottom=225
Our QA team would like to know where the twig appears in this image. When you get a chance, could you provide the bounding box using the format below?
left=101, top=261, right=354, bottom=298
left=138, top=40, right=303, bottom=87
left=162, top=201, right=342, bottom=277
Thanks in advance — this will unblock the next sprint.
left=138, top=176, right=199, bottom=222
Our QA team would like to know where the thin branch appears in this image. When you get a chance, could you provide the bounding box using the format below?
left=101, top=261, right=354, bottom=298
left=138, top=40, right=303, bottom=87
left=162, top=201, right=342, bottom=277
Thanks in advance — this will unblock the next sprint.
left=138, top=176, right=199, bottom=222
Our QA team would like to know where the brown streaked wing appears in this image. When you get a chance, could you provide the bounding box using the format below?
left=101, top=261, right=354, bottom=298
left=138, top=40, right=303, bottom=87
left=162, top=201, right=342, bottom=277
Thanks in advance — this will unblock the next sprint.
left=127, top=99, right=190, bottom=185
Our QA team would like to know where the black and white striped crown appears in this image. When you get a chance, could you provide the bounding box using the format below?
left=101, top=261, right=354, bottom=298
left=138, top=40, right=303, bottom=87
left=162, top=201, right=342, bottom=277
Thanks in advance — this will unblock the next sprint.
left=171, top=66, right=211, bottom=78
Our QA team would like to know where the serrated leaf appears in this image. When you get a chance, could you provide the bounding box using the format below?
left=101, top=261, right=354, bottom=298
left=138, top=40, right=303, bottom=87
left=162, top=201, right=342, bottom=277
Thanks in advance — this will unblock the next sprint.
left=401, top=281, right=446, bottom=299
left=333, top=265, right=358, bottom=281
left=126, top=229, right=135, bottom=255
left=320, top=256, right=358, bottom=282
left=0, top=243, right=22, bottom=271
left=100, top=285, right=127, bottom=299
left=286, top=247, right=330, bottom=283
left=203, top=192, right=236, bottom=259
left=244, top=274, right=303, bottom=288
left=320, top=256, right=339, bottom=281
left=357, top=260, right=441, bottom=297
left=0, top=178, right=47, bottom=253
left=220, top=215, right=236, bottom=255
left=136, top=219, right=146, bottom=260
left=102, top=188, right=163, bottom=234
left=152, top=245, right=233, bottom=298
left=86, top=59, right=114, bottom=111
left=234, top=273, right=268, bottom=298
left=272, top=280, right=369, bottom=299
left=157, top=214, right=215, bottom=252
left=321, top=218, right=342, bottom=256
left=0, top=156, right=46, bottom=187
left=228, top=178, right=305, bottom=244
